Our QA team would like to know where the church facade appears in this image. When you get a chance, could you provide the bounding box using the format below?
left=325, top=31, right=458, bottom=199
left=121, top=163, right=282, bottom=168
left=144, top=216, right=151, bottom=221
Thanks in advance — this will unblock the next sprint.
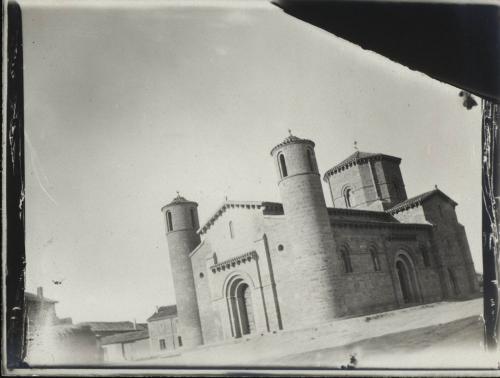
left=161, top=134, right=478, bottom=349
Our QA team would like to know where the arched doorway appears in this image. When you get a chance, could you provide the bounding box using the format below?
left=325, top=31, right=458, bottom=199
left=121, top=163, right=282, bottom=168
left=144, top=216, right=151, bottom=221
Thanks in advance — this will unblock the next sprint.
left=226, top=277, right=255, bottom=338
left=395, top=252, right=422, bottom=304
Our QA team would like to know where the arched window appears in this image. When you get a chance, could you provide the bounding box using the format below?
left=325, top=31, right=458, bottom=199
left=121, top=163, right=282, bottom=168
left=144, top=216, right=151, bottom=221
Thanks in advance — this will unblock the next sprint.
left=448, top=268, right=460, bottom=295
left=370, top=247, right=381, bottom=272
left=166, top=211, right=173, bottom=231
left=307, top=149, right=315, bottom=172
left=421, top=246, right=431, bottom=267
left=341, top=246, right=353, bottom=273
left=229, top=221, right=234, bottom=239
left=190, top=208, right=197, bottom=229
left=344, top=187, right=354, bottom=208
left=278, top=153, right=288, bottom=178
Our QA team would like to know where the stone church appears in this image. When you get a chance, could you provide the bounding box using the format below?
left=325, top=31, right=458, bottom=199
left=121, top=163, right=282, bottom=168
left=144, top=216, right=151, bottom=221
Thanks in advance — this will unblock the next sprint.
left=161, top=133, right=478, bottom=349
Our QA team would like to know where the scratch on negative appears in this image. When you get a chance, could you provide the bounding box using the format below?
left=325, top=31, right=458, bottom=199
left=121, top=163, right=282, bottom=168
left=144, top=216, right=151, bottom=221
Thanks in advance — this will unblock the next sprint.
left=25, top=132, right=59, bottom=206
left=9, top=101, right=18, bottom=168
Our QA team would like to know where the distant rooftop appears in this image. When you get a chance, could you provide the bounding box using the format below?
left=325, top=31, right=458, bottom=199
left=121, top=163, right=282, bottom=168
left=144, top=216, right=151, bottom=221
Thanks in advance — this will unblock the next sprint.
left=50, top=324, right=95, bottom=338
left=100, top=329, right=149, bottom=345
left=147, top=305, right=177, bottom=322
left=25, top=291, right=58, bottom=304
left=78, top=321, right=145, bottom=333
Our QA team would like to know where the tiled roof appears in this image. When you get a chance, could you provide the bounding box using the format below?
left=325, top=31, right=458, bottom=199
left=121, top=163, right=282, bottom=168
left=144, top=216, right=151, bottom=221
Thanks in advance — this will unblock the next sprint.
left=323, top=151, right=401, bottom=180
left=198, top=200, right=282, bottom=235
left=270, top=133, right=315, bottom=155
left=387, top=189, right=457, bottom=214
left=78, top=321, right=140, bottom=332
left=100, top=329, right=149, bottom=345
left=147, top=305, right=177, bottom=322
left=25, top=292, right=58, bottom=304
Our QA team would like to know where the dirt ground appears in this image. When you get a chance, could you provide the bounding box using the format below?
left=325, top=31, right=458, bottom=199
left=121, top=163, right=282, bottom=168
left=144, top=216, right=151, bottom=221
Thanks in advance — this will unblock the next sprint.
left=270, top=316, right=489, bottom=369
left=125, top=298, right=499, bottom=370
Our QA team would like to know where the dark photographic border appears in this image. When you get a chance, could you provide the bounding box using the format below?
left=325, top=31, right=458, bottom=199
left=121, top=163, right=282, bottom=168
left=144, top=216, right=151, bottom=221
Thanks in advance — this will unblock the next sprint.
left=4, top=0, right=499, bottom=374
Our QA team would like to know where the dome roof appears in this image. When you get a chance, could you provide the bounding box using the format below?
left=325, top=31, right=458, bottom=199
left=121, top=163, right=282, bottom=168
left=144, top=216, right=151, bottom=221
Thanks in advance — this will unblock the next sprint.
left=170, top=194, right=189, bottom=203
left=270, top=131, right=315, bottom=155
left=282, top=134, right=302, bottom=144
left=162, top=193, right=197, bottom=210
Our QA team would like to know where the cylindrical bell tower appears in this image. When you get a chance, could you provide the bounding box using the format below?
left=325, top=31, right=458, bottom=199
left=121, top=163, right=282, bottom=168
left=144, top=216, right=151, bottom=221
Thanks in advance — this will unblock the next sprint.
left=161, top=193, right=203, bottom=348
left=270, top=132, right=340, bottom=329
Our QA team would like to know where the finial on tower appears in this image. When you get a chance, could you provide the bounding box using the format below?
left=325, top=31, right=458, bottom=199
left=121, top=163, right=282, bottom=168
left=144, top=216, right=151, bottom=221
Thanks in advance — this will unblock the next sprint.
left=354, top=140, right=358, bottom=151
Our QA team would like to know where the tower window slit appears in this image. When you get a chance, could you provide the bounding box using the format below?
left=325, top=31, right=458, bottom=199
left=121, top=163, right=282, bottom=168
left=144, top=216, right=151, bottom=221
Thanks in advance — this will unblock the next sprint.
left=166, top=211, right=173, bottom=231
left=279, top=153, right=288, bottom=178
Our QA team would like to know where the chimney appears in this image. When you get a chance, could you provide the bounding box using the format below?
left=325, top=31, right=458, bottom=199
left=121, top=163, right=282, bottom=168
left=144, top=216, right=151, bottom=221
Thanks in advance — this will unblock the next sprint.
left=37, top=287, right=43, bottom=299
left=133, top=319, right=137, bottom=330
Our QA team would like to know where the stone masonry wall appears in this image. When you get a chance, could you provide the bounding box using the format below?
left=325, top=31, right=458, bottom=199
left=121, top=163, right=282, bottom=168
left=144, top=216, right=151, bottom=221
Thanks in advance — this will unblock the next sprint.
left=330, top=224, right=442, bottom=317
left=328, top=163, right=379, bottom=210
left=326, top=159, right=407, bottom=211
left=191, top=207, right=283, bottom=344
left=421, top=196, right=479, bottom=297
left=190, top=240, right=223, bottom=345
left=373, top=159, right=407, bottom=209
left=392, top=196, right=479, bottom=298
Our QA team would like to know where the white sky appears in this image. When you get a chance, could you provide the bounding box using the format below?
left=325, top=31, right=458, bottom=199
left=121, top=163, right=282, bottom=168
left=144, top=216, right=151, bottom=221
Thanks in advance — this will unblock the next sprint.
left=22, top=0, right=482, bottom=323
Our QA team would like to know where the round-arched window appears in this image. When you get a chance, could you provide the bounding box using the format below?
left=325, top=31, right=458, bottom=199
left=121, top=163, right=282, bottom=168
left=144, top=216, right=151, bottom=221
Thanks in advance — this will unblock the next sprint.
left=344, top=188, right=354, bottom=208
left=278, top=153, right=288, bottom=178
left=340, top=245, right=353, bottom=273
left=166, top=210, right=173, bottom=231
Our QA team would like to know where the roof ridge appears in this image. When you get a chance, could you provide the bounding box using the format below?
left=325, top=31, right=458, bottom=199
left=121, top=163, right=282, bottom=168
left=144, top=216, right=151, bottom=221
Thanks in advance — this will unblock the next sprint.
left=323, top=151, right=401, bottom=181
left=100, top=329, right=149, bottom=345
left=387, top=188, right=457, bottom=214
left=147, top=304, right=178, bottom=322
left=198, top=200, right=282, bottom=235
